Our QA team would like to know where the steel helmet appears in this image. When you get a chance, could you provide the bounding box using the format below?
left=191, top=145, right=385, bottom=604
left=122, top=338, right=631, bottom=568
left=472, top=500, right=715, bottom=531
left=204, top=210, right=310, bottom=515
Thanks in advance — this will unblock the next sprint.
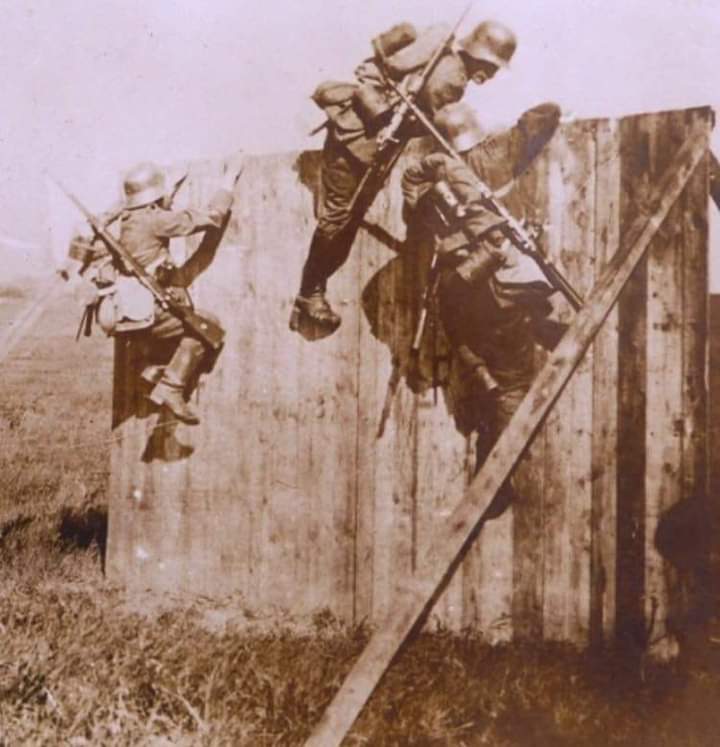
left=459, top=20, right=517, bottom=68
left=123, top=162, right=166, bottom=209
left=435, top=102, right=486, bottom=153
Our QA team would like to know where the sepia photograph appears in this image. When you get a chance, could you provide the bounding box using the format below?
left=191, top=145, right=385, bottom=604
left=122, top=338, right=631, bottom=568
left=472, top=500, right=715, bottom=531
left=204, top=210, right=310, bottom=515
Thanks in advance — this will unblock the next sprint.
left=1, top=0, right=720, bottom=744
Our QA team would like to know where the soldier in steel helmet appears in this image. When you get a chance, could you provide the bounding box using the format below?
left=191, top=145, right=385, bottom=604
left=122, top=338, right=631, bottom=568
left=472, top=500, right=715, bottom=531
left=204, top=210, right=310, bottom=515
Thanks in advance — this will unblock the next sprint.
left=70, top=156, right=244, bottom=425
left=291, top=19, right=518, bottom=338
left=401, top=100, right=562, bottom=518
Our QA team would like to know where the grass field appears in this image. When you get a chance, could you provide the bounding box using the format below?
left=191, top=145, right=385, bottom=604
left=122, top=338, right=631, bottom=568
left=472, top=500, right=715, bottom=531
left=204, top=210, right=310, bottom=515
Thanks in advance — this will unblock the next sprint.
left=1, top=280, right=720, bottom=746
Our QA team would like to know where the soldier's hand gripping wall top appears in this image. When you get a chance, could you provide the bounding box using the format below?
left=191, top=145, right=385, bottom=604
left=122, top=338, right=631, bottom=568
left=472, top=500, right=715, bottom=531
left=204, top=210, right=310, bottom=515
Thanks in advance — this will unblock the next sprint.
left=67, top=155, right=244, bottom=426
left=401, top=100, right=564, bottom=519
left=290, top=18, right=518, bottom=338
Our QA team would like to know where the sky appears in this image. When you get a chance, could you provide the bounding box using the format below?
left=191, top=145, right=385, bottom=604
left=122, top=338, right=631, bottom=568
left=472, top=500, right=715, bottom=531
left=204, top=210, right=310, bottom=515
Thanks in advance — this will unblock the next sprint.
left=1, top=0, right=719, bottom=277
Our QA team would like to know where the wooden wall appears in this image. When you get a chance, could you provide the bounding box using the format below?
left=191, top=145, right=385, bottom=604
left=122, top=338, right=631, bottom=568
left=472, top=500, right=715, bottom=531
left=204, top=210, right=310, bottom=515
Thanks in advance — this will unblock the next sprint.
left=107, top=106, right=712, bottom=648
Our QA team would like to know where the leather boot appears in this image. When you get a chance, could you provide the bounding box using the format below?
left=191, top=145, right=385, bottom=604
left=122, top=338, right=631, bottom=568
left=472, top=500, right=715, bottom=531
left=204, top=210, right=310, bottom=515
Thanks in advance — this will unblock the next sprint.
left=140, top=364, right=164, bottom=386
left=289, top=288, right=341, bottom=334
left=149, top=337, right=207, bottom=425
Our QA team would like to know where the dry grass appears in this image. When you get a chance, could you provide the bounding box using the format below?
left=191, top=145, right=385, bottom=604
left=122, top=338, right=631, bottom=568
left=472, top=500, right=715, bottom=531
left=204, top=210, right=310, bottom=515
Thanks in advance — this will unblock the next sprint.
left=1, top=284, right=720, bottom=745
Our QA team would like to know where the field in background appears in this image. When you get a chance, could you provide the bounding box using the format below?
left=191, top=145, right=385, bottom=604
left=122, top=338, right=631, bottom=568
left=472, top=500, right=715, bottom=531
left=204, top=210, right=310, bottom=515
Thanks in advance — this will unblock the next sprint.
left=1, top=280, right=720, bottom=745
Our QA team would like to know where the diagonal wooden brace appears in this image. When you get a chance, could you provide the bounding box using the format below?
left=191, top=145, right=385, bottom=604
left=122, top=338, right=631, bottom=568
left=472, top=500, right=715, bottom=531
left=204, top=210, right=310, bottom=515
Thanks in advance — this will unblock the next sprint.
left=304, top=127, right=709, bottom=747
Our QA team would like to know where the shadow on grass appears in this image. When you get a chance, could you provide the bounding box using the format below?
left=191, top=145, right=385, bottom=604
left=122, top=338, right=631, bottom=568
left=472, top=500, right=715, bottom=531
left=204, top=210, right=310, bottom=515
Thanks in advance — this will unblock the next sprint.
left=0, top=514, right=33, bottom=543
left=59, top=505, right=107, bottom=569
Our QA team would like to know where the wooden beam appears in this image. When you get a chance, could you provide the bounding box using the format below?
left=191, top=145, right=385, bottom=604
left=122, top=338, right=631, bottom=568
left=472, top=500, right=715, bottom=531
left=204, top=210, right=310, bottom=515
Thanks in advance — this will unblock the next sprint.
left=710, top=150, right=720, bottom=211
left=304, top=126, right=709, bottom=747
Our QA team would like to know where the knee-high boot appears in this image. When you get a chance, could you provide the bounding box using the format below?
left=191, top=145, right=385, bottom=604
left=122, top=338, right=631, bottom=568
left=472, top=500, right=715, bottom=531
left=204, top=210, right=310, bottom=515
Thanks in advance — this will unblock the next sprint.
left=149, top=337, right=208, bottom=425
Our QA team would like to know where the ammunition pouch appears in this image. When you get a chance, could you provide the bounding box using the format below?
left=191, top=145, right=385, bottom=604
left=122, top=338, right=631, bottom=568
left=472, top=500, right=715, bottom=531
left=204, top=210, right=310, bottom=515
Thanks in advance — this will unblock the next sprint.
left=352, top=83, right=395, bottom=129
left=311, top=81, right=358, bottom=121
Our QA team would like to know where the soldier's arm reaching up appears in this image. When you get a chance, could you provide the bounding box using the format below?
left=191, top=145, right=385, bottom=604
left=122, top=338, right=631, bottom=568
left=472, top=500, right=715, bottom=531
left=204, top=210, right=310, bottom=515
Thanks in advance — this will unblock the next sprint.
left=471, top=103, right=561, bottom=189
left=152, top=153, right=244, bottom=239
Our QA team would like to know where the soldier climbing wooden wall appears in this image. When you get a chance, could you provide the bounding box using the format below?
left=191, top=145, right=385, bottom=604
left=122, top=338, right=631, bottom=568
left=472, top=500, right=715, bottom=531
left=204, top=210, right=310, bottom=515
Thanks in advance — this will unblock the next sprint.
left=400, top=100, right=565, bottom=520
left=64, top=155, right=245, bottom=425
left=290, top=15, right=518, bottom=338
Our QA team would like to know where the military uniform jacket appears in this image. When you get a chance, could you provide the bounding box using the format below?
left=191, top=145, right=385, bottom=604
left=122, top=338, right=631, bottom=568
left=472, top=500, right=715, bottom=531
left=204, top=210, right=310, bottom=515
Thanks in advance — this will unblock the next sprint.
left=118, top=188, right=233, bottom=270
left=402, top=103, right=561, bottom=327
left=402, top=102, right=561, bottom=252
left=317, top=24, right=469, bottom=164
left=90, top=188, right=232, bottom=333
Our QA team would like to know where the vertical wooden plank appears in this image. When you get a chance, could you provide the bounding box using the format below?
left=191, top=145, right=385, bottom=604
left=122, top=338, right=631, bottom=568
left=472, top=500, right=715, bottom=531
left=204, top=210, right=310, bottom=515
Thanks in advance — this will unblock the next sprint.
left=353, top=226, right=385, bottom=623
left=326, top=190, right=363, bottom=621
left=292, top=152, right=335, bottom=616
left=261, top=154, right=304, bottom=611
left=509, top=144, right=551, bottom=641
left=642, top=111, right=690, bottom=652
left=177, top=160, right=237, bottom=595
left=359, top=164, right=419, bottom=622
left=538, top=135, right=570, bottom=642
left=415, top=384, right=468, bottom=630
left=677, top=138, right=710, bottom=633
left=225, top=156, right=264, bottom=601
left=235, top=156, right=271, bottom=608
left=541, top=121, right=596, bottom=644
left=563, top=122, right=597, bottom=646
left=615, top=113, right=650, bottom=648
left=590, top=118, right=621, bottom=646
left=680, top=141, right=709, bottom=504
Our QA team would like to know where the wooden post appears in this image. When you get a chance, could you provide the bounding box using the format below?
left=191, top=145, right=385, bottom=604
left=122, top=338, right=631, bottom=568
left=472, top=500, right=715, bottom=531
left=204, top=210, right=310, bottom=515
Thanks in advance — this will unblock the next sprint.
left=304, top=125, right=709, bottom=747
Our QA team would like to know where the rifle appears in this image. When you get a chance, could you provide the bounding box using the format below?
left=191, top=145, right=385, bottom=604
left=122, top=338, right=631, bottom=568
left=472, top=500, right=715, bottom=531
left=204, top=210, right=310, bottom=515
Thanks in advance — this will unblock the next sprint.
left=377, top=222, right=443, bottom=439
left=345, top=5, right=472, bottom=225
left=55, top=180, right=225, bottom=350
left=385, top=77, right=585, bottom=312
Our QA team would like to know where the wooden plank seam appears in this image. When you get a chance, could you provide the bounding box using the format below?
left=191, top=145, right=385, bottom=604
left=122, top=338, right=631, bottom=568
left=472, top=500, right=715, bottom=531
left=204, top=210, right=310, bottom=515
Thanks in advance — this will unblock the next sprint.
left=304, top=126, right=709, bottom=747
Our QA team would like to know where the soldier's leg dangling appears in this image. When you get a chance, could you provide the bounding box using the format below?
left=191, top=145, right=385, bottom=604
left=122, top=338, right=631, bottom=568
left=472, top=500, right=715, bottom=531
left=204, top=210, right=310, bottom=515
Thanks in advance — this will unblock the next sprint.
left=291, top=138, right=367, bottom=336
left=149, top=336, right=208, bottom=425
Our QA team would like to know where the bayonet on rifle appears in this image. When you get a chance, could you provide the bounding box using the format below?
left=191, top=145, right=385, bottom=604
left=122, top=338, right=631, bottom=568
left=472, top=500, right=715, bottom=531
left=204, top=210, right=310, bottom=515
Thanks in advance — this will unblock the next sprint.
left=55, top=180, right=225, bottom=350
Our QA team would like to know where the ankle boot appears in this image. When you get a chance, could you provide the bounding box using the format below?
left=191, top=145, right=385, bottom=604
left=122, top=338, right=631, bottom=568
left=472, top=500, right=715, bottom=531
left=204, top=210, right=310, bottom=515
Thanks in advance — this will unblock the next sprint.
left=149, top=380, right=200, bottom=425
left=289, top=289, right=341, bottom=333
